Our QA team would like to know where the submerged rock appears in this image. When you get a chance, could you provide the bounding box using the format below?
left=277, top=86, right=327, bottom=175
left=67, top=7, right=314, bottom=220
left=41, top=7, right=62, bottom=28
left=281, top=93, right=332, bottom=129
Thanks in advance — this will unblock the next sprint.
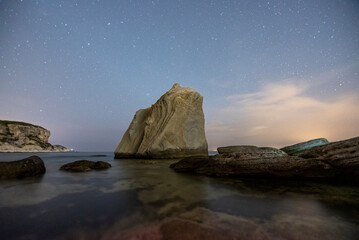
left=0, top=155, right=46, bottom=180
left=280, top=138, right=329, bottom=156
left=0, top=120, right=70, bottom=152
left=115, top=206, right=357, bottom=240
left=60, top=160, right=111, bottom=172
left=171, top=136, right=359, bottom=180
left=217, top=145, right=287, bottom=158
left=115, top=83, right=208, bottom=159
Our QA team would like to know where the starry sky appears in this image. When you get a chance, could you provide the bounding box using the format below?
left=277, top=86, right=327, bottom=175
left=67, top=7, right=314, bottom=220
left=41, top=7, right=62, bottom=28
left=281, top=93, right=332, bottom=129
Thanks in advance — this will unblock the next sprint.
left=1, top=0, right=359, bottom=151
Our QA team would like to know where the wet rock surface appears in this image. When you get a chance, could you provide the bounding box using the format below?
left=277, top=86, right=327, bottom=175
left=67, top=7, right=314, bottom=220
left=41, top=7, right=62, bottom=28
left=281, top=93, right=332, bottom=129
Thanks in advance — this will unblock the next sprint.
left=117, top=206, right=358, bottom=240
left=0, top=155, right=46, bottom=180
left=60, top=160, right=111, bottom=172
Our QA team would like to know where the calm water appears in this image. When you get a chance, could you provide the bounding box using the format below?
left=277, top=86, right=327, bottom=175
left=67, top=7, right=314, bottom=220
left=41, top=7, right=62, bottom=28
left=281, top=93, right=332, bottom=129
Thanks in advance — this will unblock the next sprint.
left=0, top=152, right=358, bottom=240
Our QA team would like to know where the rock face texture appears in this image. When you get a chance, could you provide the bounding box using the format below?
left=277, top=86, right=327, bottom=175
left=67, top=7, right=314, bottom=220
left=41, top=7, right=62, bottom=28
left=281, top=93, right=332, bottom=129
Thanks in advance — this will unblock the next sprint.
left=115, top=83, right=208, bottom=159
left=0, top=120, right=70, bottom=152
left=171, top=155, right=335, bottom=178
left=53, top=145, right=70, bottom=152
left=60, top=160, right=111, bottom=172
left=280, top=138, right=329, bottom=156
left=300, top=137, right=359, bottom=170
left=171, top=137, right=359, bottom=179
left=0, top=155, right=46, bottom=180
left=217, top=145, right=287, bottom=158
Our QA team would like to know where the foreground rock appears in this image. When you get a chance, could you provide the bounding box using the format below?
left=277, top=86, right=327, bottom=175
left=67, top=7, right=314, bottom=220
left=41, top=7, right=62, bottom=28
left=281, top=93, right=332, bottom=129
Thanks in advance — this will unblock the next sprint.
left=280, top=138, right=329, bottom=156
left=0, top=120, right=70, bottom=152
left=171, top=137, right=359, bottom=179
left=0, top=155, right=46, bottom=180
left=300, top=136, right=359, bottom=169
left=171, top=155, right=335, bottom=178
left=217, top=145, right=287, bottom=157
left=60, top=160, right=111, bottom=172
left=115, top=83, right=208, bottom=159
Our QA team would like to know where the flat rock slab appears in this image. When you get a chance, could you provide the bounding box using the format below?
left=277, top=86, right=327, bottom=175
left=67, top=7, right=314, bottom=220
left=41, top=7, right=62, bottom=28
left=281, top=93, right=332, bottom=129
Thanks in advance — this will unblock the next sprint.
left=0, top=155, right=46, bottom=180
left=171, top=156, right=336, bottom=178
left=217, top=145, right=287, bottom=157
left=60, top=160, right=111, bottom=172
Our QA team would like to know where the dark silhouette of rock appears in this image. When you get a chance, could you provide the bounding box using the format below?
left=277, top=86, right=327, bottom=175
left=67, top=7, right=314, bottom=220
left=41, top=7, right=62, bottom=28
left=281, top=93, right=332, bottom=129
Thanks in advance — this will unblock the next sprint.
left=60, top=160, right=111, bottom=172
left=280, top=138, right=329, bottom=156
left=0, top=155, right=46, bottom=180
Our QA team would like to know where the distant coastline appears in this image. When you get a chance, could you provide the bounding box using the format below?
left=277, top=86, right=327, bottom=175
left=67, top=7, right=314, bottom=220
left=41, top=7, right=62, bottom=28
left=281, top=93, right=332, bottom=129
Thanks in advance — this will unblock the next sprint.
left=0, top=120, right=70, bottom=153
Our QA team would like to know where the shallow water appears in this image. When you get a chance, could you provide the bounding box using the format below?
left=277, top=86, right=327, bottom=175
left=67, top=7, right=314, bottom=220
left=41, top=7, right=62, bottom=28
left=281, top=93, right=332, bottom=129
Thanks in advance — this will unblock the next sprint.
left=0, top=152, right=358, bottom=240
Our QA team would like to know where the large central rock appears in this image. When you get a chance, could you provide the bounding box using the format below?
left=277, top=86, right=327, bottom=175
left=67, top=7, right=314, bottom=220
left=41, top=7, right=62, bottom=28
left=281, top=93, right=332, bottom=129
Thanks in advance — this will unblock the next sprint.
left=115, top=83, right=208, bottom=159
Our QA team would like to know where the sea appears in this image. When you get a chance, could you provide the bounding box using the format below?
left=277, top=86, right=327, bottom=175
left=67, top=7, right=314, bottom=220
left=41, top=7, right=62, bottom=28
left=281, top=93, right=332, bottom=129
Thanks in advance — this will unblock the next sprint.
left=0, top=152, right=358, bottom=240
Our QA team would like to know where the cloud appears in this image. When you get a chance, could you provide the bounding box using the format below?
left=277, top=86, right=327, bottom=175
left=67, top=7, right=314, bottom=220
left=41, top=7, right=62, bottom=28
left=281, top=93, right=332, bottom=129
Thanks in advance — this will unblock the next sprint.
left=206, top=80, right=359, bottom=150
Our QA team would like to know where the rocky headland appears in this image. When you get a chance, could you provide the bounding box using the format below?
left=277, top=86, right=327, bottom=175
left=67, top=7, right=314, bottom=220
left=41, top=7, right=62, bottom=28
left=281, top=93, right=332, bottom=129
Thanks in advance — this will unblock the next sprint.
left=0, top=120, right=69, bottom=152
left=171, top=137, right=359, bottom=180
left=115, top=83, right=208, bottom=159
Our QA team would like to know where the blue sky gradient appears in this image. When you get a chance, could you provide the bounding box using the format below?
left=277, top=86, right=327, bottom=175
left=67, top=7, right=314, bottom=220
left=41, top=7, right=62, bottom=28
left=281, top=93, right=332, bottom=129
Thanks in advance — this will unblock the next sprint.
left=1, top=0, right=359, bottom=151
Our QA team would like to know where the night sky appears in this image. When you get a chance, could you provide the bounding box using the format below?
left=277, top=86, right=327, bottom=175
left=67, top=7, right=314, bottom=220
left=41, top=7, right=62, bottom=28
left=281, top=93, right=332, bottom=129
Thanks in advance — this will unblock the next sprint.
left=1, top=0, right=359, bottom=151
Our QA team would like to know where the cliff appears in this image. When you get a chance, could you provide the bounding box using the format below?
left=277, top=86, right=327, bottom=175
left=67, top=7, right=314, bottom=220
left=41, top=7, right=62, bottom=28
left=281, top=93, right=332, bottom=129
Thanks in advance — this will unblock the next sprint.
left=0, top=120, right=70, bottom=152
left=115, top=83, right=208, bottom=158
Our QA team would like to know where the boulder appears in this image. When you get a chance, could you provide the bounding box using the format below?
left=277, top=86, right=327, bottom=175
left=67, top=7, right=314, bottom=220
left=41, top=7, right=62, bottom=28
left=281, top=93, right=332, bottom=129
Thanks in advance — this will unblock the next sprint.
left=280, top=138, right=329, bottom=156
left=60, top=160, right=111, bottom=172
left=217, top=145, right=287, bottom=157
left=0, top=155, right=46, bottom=180
left=115, top=83, right=208, bottom=159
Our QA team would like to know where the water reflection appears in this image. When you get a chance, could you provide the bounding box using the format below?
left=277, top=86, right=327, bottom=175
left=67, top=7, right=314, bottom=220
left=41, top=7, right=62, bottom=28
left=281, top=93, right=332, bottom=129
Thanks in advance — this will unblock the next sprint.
left=0, top=153, right=358, bottom=240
